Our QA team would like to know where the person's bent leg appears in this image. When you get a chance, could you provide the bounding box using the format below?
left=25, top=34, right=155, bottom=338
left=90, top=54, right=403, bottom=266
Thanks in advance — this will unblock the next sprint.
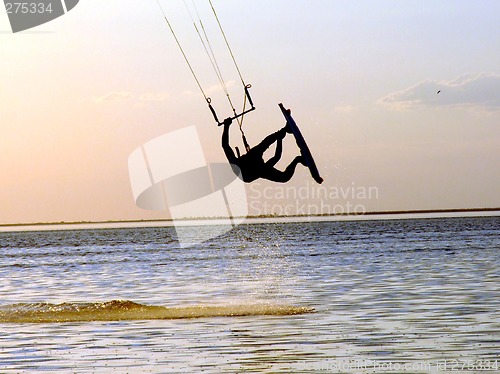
left=262, top=156, right=304, bottom=183
left=266, top=136, right=283, bottom=167
left=253, top=127, right=287, bottom=155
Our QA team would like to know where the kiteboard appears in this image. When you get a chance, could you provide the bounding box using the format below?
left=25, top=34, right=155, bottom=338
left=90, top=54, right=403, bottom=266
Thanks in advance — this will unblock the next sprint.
left=279, top=103, right=323, bottom=184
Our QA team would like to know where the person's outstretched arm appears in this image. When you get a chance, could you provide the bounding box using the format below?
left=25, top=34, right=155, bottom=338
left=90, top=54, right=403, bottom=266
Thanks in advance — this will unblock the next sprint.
left=222, top=118, right=237, bottom=164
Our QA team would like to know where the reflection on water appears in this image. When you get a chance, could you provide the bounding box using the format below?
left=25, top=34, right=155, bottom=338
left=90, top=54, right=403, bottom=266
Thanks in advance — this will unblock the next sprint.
left=0, top=217, right=499, bottom=372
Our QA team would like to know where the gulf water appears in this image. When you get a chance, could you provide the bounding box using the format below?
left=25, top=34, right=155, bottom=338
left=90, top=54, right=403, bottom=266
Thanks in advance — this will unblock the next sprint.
left=0, top=216, right=498, bottom=372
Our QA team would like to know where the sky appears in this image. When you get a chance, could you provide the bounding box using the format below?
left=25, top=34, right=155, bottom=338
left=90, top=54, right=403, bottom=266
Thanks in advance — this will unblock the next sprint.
left=1, top=0, right=499, bottom=224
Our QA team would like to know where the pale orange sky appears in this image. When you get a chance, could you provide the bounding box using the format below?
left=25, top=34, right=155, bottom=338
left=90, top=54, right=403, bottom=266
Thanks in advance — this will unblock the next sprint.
left=1, top=0, right=499, bottom=224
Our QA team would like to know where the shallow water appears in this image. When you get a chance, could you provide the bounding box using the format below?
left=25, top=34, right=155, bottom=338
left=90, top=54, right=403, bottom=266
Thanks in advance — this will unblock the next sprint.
left=0, top=217, right=499, bottom=372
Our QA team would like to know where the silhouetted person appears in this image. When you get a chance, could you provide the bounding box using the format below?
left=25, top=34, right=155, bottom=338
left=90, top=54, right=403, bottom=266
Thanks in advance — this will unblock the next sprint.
left=222, top=117, right=305, bottom=183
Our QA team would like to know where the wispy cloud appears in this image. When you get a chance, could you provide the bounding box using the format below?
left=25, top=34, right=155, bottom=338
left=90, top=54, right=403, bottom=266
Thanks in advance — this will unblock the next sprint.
left=333, top=105, right=355, bottom=114
left=138, top=92, right=170, bottom=102
left=182, top=80, right=236, bottom=97
left=206, top=80, right=236, bottom=94
left=379, top=73, right=500, bottom=111
left=93, top=91, right=171, bottom=105
left=93, top=91, right=132, bottom=103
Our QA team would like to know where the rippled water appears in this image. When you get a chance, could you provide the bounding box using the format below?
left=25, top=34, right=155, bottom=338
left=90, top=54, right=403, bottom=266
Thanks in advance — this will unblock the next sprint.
left=0, top=217, right=499, bottom=372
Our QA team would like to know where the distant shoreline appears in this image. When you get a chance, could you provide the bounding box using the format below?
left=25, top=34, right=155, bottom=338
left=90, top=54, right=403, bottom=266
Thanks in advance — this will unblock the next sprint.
left=0, top=207, right=498, bottom=232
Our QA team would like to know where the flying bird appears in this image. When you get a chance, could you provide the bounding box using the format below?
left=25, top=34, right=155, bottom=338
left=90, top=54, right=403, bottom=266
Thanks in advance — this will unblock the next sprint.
left=437, top=90, right=441, bottom=94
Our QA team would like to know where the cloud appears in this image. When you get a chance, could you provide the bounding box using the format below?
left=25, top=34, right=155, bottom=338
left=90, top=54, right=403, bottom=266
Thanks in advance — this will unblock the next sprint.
left=333, top=105, right=355, bottom=114
left=182, top=80, right=236, bottom=98
left=93, top=91, right=132, bottom=103
left=92, top=91, right=170, bottom=105
left=206, top=80, right=236, bottom=94
left=139, top=92, right=170, bottom=102
left=379, top=73, right=500, bottom=111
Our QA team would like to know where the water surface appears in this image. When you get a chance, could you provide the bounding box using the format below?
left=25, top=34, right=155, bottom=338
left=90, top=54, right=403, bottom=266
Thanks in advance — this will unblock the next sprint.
left=0, top=217, right=499, bottom=372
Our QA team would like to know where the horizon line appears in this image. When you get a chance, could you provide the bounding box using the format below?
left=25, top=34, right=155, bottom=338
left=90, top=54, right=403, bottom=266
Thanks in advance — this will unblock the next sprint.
left=1, top=207, right=498, bottom=228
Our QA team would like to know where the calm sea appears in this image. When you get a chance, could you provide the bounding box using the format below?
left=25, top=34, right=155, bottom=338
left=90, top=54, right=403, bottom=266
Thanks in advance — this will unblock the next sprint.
left=0, top=216, right=499, bottom=373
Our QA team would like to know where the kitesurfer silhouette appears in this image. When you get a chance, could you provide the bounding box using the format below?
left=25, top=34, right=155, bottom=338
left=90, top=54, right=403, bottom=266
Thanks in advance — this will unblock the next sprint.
left=222, top=116, right=305, bottom=183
